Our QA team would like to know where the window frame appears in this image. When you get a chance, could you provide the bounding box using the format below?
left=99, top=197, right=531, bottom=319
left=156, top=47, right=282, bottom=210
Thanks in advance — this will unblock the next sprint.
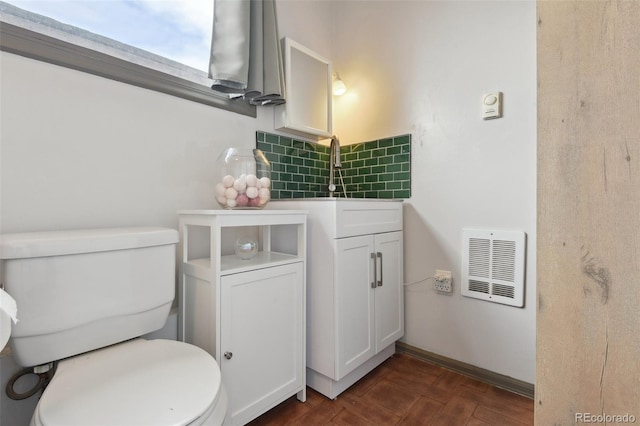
left=0, top=6, right=256, bottom=118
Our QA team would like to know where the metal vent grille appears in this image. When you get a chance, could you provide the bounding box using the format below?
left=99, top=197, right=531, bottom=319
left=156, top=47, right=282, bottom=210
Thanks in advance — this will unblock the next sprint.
left=468, top=280, right=490, bottom=294
left=462, top=229, right=526, bottom=307
left=469, top=238, right=490, bottom=278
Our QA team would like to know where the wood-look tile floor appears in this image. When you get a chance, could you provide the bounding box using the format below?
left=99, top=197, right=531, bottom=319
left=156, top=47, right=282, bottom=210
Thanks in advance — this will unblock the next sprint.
left=248, top=353, right=534, bottom=425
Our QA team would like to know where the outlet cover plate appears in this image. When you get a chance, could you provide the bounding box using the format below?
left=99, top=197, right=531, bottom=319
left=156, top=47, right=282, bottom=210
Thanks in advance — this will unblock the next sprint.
left=434, top=269, right=453, bottom=293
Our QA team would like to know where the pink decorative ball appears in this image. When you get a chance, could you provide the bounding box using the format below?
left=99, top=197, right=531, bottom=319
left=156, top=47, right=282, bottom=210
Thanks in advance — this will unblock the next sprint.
left=236, top=194, right=249, bottom=206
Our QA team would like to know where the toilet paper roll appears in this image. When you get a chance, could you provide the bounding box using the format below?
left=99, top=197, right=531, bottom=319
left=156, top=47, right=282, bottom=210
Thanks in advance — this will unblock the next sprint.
left=1, top=288, right=18, bottom=351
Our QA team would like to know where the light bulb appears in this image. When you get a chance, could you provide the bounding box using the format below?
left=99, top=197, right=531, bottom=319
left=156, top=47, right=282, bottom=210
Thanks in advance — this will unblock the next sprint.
left=332, top=72, right=347, bottom=96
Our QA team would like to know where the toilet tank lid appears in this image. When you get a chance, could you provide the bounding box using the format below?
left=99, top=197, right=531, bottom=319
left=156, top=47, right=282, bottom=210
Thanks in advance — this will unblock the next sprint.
left=0, top=227, right=179, bottom=259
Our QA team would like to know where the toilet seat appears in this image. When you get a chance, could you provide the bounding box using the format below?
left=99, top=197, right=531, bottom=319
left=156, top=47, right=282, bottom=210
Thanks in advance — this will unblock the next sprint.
left=32, top=339, right=225, bottom=426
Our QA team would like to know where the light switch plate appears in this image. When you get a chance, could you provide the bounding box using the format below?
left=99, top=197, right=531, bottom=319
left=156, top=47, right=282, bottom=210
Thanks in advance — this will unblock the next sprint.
left=482, top=92, right=502, bottom=120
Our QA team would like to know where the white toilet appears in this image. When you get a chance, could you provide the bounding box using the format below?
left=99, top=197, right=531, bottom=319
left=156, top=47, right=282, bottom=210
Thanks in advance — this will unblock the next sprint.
left=1, top=227, right=227, bottom=426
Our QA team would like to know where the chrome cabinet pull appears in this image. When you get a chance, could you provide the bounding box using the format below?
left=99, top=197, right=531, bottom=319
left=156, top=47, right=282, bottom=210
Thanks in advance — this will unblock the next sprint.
left=377, top=252, right=383, bottom=287
left=371, top=252, right=377, bottom=289
left=224, top=351, right=233, bottom=360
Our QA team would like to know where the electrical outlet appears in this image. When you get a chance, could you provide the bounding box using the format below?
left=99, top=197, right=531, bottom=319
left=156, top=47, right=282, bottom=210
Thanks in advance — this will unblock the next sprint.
left=434, top=269, right=453, bottom=293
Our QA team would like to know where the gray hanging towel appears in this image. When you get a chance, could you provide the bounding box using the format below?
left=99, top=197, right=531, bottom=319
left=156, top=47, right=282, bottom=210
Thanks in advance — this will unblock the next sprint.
left=209, top=0, right=285, bottom=106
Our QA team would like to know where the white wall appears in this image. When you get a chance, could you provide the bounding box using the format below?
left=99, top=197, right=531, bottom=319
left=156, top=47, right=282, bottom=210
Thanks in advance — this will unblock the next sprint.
left=0, top=54, right=257, bottom=232
left=332, top=0, right=537, bottom=383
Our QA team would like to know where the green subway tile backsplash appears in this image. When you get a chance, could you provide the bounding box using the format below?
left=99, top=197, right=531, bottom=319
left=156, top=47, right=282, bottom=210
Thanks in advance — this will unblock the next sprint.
left=256, top=131, right=411, bottom=199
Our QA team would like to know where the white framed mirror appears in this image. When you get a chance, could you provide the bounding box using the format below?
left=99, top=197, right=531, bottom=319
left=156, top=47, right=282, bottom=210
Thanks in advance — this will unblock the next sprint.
left=275, top=37, right=332, bottom=140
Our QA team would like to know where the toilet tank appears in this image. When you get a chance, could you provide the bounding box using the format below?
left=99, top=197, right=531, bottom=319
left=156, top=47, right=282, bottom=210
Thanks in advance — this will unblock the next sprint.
left=0, top=227, right=179, bottom=367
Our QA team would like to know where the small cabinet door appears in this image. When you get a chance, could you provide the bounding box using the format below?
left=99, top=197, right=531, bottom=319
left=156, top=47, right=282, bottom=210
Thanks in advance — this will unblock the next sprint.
left=335, top=235, right=376, bottom=380
left=220, top=263, right=304, bottom=425
left=374, top=231, right=404, bottom=352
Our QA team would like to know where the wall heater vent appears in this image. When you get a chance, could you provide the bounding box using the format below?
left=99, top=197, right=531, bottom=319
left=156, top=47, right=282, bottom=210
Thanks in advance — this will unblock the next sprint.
left=462, top=229, right=526, bottom=307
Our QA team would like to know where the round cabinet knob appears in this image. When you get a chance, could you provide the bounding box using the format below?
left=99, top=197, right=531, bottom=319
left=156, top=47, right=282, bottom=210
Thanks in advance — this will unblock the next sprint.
left=224, top=351, right=233, bottom=360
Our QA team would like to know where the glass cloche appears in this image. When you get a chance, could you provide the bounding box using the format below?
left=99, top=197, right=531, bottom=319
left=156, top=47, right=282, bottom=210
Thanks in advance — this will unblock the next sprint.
left=215, top=148, right=271, bottom=209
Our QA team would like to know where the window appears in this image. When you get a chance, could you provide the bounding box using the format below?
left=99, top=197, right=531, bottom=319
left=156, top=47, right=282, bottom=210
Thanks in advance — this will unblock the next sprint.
left=0, top=1, right=256, bottom=117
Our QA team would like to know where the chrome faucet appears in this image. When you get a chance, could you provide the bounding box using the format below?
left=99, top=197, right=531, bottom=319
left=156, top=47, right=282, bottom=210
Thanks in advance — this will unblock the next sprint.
left=328, top=135, right=342, bottom=197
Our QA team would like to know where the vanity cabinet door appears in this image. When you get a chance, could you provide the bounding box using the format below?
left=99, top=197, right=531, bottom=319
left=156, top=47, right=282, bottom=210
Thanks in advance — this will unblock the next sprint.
left=220, top=263, right=304, bottom=425
left=374, top=231, right=404, bottom=352
left=335, top=235, right=376, bottom=380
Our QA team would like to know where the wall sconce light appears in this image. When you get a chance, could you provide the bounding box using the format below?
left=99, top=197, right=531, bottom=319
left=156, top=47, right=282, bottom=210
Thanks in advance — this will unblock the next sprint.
left=332, top=72, right=347, bottom=96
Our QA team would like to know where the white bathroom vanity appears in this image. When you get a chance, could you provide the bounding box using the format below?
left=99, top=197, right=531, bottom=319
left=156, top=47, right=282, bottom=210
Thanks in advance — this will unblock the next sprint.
left=269, top=199, right=404, bottom=399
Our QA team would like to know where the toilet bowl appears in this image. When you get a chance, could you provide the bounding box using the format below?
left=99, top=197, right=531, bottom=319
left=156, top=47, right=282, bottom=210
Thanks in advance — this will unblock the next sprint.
left=0, top=227, right=227, bottom=425
left=31, top=339, right=227, bottom=426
